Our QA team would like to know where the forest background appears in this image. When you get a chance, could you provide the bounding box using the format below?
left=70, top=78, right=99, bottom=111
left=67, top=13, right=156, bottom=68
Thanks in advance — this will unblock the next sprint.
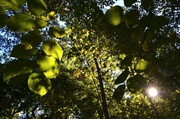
left=0, top=0, right=179, bottom=118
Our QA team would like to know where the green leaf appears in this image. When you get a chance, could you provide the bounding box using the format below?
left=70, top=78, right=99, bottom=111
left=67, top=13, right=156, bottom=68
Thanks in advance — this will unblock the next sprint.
left=131, top=26, right=144, bottom=40
left=112, top=85, right=125, bottom=102
left=124, top=0, right=137, bottom=7
left=135, top=59, right=149, bottom=72
left=120, top=56, right=132, bottom=69
left=0, top=0, right=26, bottom=11
left=105, top=6, right=123, bottom=26
left=47, top=11, right=57, bottom=20
left=28, top=73, right=52, bottom=96
left=27, top=0, right=47, bottom=15
left=150, top=16, right=169, bottom=30
left=48, top=26, right=66, bottom=38
left=6, top=73, right=31, bottom=85
left=34, top=15, right=48, bottom=28
left=11, top=44, right=38, bottom=58
left=43, top=39, right=63, bottom=61
left=142, top=40, right=149, bottom=52
left=3, top=60, right=34, bottom=84
left=141, top=0, right=153, bottom=10
left=37, top=56, right=59, bottom=79
left=139, top=13, right=152, bottom=28
left=125, top=10, right=139, bottom=27
left=7, top=13, right=35, bottom=33
left=115, top=68, right=129, bottom=84
left=21, top=30, right=43, bottom=47
left=127, top=75, right=146, bottom=93
left=145, top=30, right=155, bottom=41
left=0, top=7, right=8, bottom=28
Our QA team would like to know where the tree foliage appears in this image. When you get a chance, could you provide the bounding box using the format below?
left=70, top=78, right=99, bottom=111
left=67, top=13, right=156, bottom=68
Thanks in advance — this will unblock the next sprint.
left=0, top=0, right=180, bottom=118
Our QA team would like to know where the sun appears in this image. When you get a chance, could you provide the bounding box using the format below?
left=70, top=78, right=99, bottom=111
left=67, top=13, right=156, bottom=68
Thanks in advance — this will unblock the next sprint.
left=148, top=87, right=158, bottom=97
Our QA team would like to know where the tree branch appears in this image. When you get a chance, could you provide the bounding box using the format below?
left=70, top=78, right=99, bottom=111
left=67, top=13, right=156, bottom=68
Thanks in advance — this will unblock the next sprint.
left=94, top=58, right=111, bottom=119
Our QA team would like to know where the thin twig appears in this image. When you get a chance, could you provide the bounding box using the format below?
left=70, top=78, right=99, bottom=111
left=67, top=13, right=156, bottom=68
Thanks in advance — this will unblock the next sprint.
left=148, top=96, right=160, bottom=119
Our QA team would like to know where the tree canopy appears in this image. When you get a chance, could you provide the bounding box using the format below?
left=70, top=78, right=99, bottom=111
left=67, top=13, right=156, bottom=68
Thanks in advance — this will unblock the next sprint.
left=0, top=0, right=180, bottom=118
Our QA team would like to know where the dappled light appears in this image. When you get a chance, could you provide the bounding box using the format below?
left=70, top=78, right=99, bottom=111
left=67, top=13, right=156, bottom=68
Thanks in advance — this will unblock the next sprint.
left=0, top=0, right=179, bottom=118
